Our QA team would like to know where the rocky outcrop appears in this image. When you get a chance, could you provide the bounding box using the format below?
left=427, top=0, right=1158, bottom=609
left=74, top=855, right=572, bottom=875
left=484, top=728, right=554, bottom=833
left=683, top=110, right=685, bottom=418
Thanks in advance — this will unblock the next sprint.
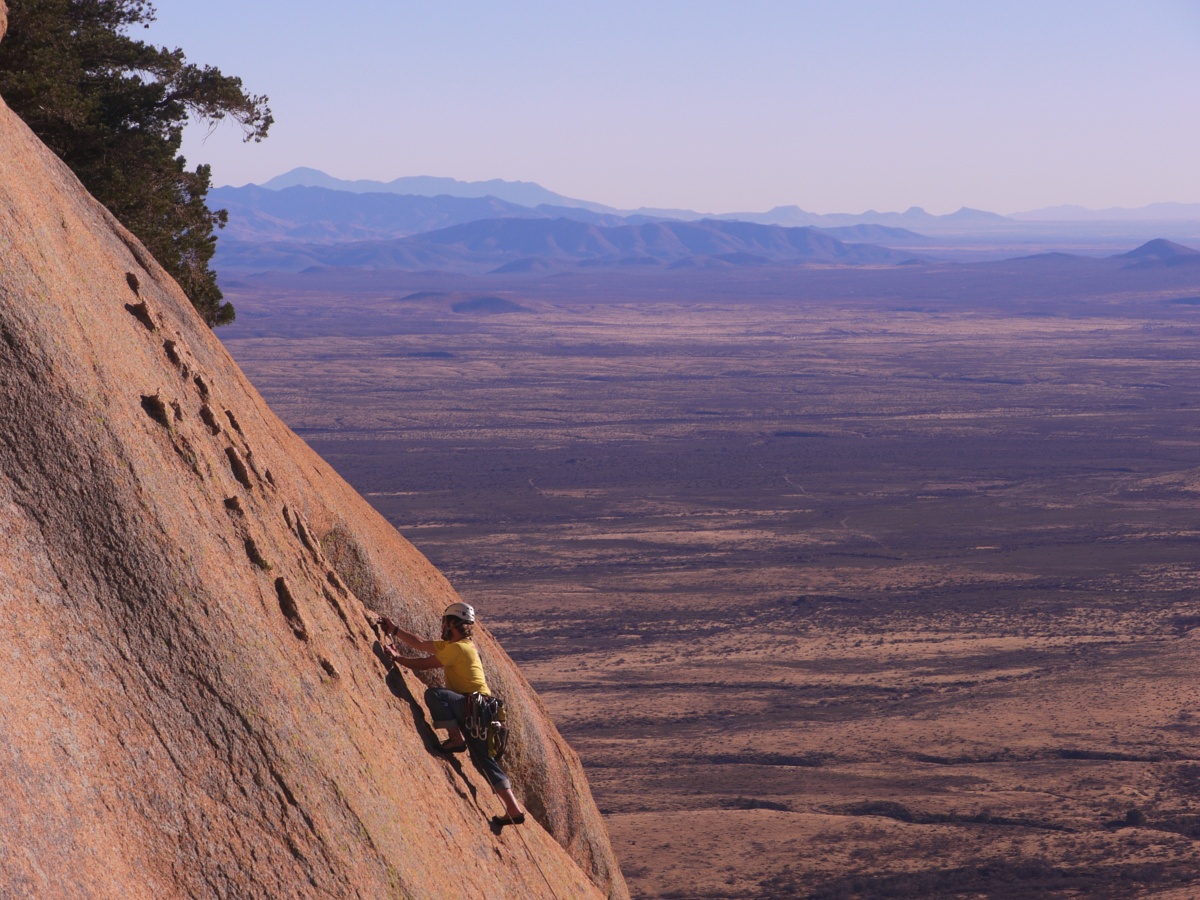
left=0, top=5, right=627, bottom=895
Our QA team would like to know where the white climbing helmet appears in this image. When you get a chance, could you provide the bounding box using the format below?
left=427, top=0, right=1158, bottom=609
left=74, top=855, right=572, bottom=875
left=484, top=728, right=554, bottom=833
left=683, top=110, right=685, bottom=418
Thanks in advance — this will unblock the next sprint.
left=443, top=601, right=476, bottom=624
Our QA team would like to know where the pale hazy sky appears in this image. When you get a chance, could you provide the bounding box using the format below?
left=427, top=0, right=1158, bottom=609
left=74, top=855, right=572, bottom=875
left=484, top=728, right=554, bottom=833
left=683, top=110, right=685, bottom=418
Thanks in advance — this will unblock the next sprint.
left=144, top=1, right=1200, bottom=215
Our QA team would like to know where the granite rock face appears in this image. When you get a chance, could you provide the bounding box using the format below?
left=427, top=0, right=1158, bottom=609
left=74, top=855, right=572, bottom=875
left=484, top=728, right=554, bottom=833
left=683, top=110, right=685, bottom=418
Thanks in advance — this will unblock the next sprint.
left=0, top=6, right=627, bottom=895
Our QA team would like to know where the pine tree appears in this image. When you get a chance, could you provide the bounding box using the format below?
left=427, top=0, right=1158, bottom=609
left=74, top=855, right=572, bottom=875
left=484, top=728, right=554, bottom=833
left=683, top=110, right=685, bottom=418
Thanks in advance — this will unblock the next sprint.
left=0, top=0, right=271, bottom=326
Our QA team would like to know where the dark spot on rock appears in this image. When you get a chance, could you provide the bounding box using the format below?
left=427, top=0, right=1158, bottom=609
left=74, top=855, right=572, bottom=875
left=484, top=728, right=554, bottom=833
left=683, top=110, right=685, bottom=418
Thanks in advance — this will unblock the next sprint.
left=282, top=505, right=294, bottom=530
left=170, top=400, right=183, bottom=422
left=294, top=517, right=326, bottom=563
left=322, top=586, right=351, bottom=629
left=245, top=450, right=264, bottom=481
left=275, top=578, right=308, bottom=640
left=125, top=301, right=155, bottom=332
left=319, top=657, right=339, bottom=679
left=225, top=410, right=243, bottom=434
left=0, top=325, right=18, bottom=355
left=296, top=517, right=316, bottom=553
left=225, top=447, right=252, bottom=489
left=175, top=434, right=201, bottom=476
left=265, top=469, right=276, bottom=486
left=224, top=496, right=243, bottom=514
left=164, top=340, right=181, bottom=366
left=125, top=272, right=140, bottom=295
left=119, top=233, right=155, bottom=272
left=194, top=375, right=210, bottom=399
left=140, top=394, right=170, bottom=428
left=199, top=405, right=221, bottom=435
left=244, top=537, right=271, bottom=571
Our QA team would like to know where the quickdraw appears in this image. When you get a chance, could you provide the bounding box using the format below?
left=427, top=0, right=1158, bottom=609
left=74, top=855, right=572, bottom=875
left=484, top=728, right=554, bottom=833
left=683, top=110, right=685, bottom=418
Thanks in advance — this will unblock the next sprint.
left=464, top=692, right=509, bottom=760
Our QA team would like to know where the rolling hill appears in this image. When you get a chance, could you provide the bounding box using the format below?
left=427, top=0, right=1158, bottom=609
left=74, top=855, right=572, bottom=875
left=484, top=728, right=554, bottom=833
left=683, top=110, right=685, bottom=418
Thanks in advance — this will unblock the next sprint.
left=1117, top=238, right=1200, bottom=264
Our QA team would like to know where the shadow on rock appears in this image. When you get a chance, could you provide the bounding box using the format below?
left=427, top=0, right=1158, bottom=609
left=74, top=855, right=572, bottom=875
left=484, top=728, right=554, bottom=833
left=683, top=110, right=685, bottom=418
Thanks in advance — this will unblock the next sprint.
left=383, top=663, right=481, bottom=808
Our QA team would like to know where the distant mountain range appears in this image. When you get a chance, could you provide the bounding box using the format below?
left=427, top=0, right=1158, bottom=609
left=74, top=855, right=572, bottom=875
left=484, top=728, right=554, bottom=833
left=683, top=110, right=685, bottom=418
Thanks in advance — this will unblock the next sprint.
left=235, top=169, right=1018, bottom=235
left=213, top=217, right=922, bottom=274
left=238, top=168, right=1200, bottom=229
left=258, top=167, right=616, bottom=212
left=208, top=185, right=632, bottom=242
left=209, top=183, right=933, bottom=247
left=210, top=169, right=1200, bottom=275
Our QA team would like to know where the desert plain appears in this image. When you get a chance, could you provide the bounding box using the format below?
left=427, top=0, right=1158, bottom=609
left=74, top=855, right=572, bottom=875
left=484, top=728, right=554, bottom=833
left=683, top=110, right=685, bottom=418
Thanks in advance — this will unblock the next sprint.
left=220, top=258, right=1200, bottom=898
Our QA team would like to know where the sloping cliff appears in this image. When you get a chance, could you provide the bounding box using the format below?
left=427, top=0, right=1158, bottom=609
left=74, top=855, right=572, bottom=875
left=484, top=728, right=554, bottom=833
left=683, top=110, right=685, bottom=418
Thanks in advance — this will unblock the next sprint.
left=0, top=6, right=626, bottom=897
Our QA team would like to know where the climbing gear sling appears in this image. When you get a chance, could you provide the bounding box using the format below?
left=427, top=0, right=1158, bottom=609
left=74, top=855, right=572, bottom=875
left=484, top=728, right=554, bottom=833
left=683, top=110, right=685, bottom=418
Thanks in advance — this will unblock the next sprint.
left=464, top=692, right=509, bottom=760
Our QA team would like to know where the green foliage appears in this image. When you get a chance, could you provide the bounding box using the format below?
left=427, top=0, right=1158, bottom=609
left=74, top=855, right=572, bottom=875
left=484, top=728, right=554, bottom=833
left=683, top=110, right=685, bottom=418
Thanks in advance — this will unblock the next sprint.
left=0, top=0, right=271, bottom=326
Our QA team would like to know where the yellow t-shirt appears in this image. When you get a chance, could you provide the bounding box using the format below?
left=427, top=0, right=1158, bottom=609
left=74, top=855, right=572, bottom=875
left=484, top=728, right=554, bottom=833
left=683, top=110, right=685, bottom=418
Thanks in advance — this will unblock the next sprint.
left=433, top=639, right=490, bottom=696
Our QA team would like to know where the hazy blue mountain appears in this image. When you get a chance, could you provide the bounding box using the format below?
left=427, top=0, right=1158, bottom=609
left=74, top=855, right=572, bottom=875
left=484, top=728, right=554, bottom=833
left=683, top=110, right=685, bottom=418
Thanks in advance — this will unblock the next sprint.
left=409, top=217, right=912, bottom=262
left=1115, top=238, right=1200, bottom=263
left=236, top=168, right=1200, bottom=242
left=256, top=167, right=616, bottom=213
left=208, top=184, right=627, bottom=241
left=239, top=170, right=998, bottom=231
left=209, top=184, right=931, bottom=247
left=965, top=239, right=1200, bottom=270
left=213, top=217, right=920, bottom=274
left=612, top=206, right=710, bottom=221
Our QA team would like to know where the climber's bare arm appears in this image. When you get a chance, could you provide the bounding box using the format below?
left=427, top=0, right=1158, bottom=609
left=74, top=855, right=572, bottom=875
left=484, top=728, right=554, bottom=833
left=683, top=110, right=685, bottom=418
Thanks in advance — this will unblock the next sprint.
left=390, top=653, right=443, bottom=672
left=377, top=616, right=438, bottom=654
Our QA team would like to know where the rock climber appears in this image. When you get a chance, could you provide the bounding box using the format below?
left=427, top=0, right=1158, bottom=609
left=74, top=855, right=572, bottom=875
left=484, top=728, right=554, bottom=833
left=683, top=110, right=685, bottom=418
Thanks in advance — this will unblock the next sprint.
left=376, top=601, right=527, bottom=827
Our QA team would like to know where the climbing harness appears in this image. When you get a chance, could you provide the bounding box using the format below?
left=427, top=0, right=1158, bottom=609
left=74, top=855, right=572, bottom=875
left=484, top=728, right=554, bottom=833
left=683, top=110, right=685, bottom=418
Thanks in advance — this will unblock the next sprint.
left=464, top=692, right=509, bottom=760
